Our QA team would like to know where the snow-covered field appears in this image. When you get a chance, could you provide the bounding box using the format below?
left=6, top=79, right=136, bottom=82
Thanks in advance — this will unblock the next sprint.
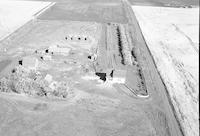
left=132, top=6, right=199, bottom=136
left=0, top=1, right=53, bottom=41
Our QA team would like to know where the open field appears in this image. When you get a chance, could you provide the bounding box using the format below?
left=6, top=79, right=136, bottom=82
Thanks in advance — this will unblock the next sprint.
left=129, top=0, right=198, bottom=7
left=132, top=5, right=199, bottom=136
left=0, top=1, right=53, bottom=40
left=37, top=2, right=127, bottom=23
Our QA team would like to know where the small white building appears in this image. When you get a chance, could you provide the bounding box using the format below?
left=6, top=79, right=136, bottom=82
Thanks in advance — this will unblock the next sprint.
left=49, top=45, right=71, bottom=55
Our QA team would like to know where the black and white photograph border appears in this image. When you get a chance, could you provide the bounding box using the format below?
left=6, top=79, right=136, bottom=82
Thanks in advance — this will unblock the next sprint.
left=0, top=0, right=199, bottom=136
